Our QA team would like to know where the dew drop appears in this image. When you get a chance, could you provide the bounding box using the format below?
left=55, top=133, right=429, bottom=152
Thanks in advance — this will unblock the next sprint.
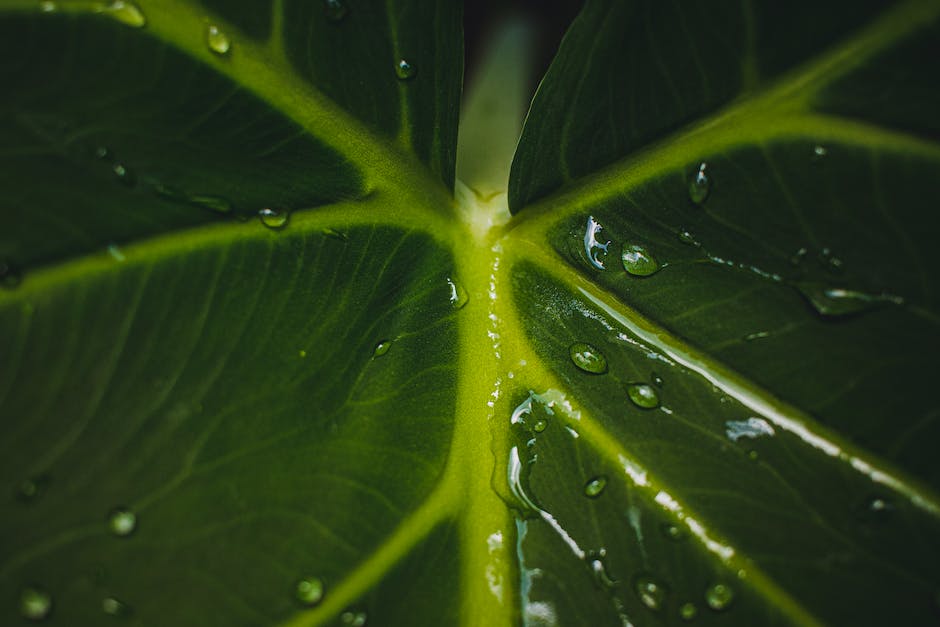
left=652, top=373, right=664, bottom=387
left=102, top=596, right=129, bottom=616
left=323, top=0, right=348, bottom=22
left=588, top=549, right=616, bottom=589
left=446, top=278, right=468, bottom=309
left=621, top=243, right=659, bottom=277
left=108, top=508, right=137, bottom=537
left=705, top=583, right=734, bottom=610
left=569, top=342, right=608, bottom=374
left=39, top=1, right=56, bottom=13
left=688, top=163, right=710, bottom=204
left=20, top=586, right=52, bottom=621
left=298, top=349, right=307, bottom=358
left=101, top=1, right=146, bottom=28
left=322, top=227, right=348, bottom=241
left=373, top=340, right=391, bottom=357
left=205, top=24, right=231, bottom=55
left=340, top=610, right=367, bottom=626
left=790, top=247, right=808, bottom=265
left=395, top=59, right=416, bottom=80
left=858, top=495, right=895, bottom=523
left=634, top=574, right=667, bottom=611
left=295, top=577, right=324, bottom=606
left=1, top=258, right=22, bottom=289
left=627, top=383, right=659, bottom=409
left=680, top=602, right=698, bottom=620
left=583, top=215, right=610, bottom=269
left=584, top=475, right=607, bottom=498
left=660, top=523, right=684, bottom=541
left=797, top=282, right=902, bottom=316
left=112, top=163, right=135, bottom=186
left=813, top=145, right=827, bottom=157
left=677, top=230, right=698, bottom=246
left=258, top=208, right=289, bottom=230
left=190, top=195, right=232, bottom=214
left=532, top=418, right=548, bottom=433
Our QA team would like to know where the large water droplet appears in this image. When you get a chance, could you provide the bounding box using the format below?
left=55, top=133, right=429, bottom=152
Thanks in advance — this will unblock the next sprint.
left=258, top=208, right=289, bottom=230
left=395, top=59, right=416, bottom=80
left=446, top=278, right=468, bottom=309
left=797, top=282, right=902, bottom=316
left=323, top=0, right=348, bottom=22
left=295, top=577, right=324, bottom=606
left=101, top=1, right=146, bottom=28
left=627, top=383, right=659, bottom=409
left=373, top=340, right=391, bottom=357
left=704, top=583, right=734, bottom=610
left=20, top=586, right=52, bottom=621
left=621, top=243, right=659, bottom=277
left=108, top=508, right=137, bottom=537
left=206, top=24, right=231, bottom=55
left=688, top=163, right=710, bottom=204
left=584, top=475, right=607, bottom=498
left=583, top=215, right=611, bottom=269
left=680, top=602, right=698, bottom=620
left=102, top=596, right=129, bottom=616
left=634, top=574, right=667, bottom=611
left=340, top=610, right=367, bottom=626
left=569, top=342, right=608, bottom=374
left=1, top=258, right=22, bottom=289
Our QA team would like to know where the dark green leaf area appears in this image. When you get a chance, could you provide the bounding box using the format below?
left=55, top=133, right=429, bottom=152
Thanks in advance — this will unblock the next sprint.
left=510, top=262, right=940, bottom=626
left=199, top=0, right=273, bottom=41
left=0, top=14, right=364, bottom=271
left=817, top=20, right=940, bottom=138
left=349, top=522, right=461, bottom=627
left=283, top=0, right=462, bottom=187
left=508, top=0, right=889, bottom=210
left=548, top=141, right=940, bottom=487
left=0, top=226, right=458, bottom=627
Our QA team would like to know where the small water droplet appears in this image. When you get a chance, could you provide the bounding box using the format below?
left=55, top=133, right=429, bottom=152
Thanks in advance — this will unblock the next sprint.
left=101, top=1, right=146, bottom=28
left=322, top=228, right=348, bottom=241
left=747, top=450, right=759, bottom=461
left=108, top=508, right=137, bottom=537
left=588, top=549, right=616, bottom=589
left=102, top=596, right=129, bottom=616
left=16, top=475, right=50, bottom=502
left=295, top=577, right=324, bottom=606
left=743, top=331, right=770, bottom=341
left=583, top=215, right=611, bottom=269
left=395, top=59, right=416, bottom=80
left=621, top=243, right=659, bottom=277
left=584, top=475, right=607, bottom=498
left=205, top=24, right=231, bottom=55
left=652, top=373, right=664, bottom=387
left=688, top=163, right=710, bottom=204
left=340, top=610, right=367, bottom=626
left=634, top=574, right=667, bottom=611
left=569, top=342, right=608, bottom=374
left=20, top=586, right=52, bottom=621
left=446, top=278, right=468, bottom=309
left=627, top=383, right=659, bottom=409
left=857, top=495, right=895, bottom=523
left=680, top=602, right=698, bottom=620
left=704, top=583, right=734, bottom=610
left=258, top=208, right=289, bottom=230
left=797, top=282, right=902, bottom=316
left=373, top=340, right=391, bottom=357
left=94, top=145, right=111, bottom=160
left=1, top=259, right=22, bottom=289
left=112, top=163, right=135, bottom=186
left=532, top=418, right=547, bottom=433
left=39, top=1, right=56, bottom=13
left=790, top=247, right=808, bottom=265
left=813, top=145, right=827, bottom=157
left=661, top=523, right=684, bottom=541
left=677, top=230, right=698, bottom=246
left=323, top=0, right=348, bottom=21
left=298, top=349, right=307, bottom=358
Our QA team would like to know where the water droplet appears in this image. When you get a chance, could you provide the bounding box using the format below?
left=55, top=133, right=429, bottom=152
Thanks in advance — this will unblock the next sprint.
left=322, top=228, right=347, bottom=241
left=395, top=59, right=416, bottom=80
left=108, top=508, right=137, bottom=537
left=16, top=475, right=49, bottom=502
left=1, top=258, right=22, bottom=289
left=373, top=340, right=391, bottom=357
left=634, top=574, right=667, bottom=611
left=627, top=383, right=659, bottom=409
left=298, top=349, right=307, bottom=358
left=688, top=163, right=710, bottom=204
left=680, top=602, right=698, bottom=620
left=323, top=0, right=348, bottom=21
left=446, top=278, right=468, bottom=309
left=39, top=1, right=56, bottom=13
left=102, top=596, right=129, bottom=616
left=101, top=1, right=146, bottom=28
left=20, top=586, right=52, bottom=621
left=743, top=331, right=770, bottom=341
left=584, top=475, right=607, bottom=498
left=725, top=417, right=775, bottom=442
left=747, top=450, right=759, bottom=461
left=857, top=495, right=895, bottom=523
left=205, top=24, right=231, bottom=55
left=569, top=342, right=608, bottom=374
left=258, top=208, right=289, bottom=230
left=532, top=418, right=548, bottom=433
left=340, top=610, right=367, bottom=626
left=295, top=577, right=324, bottom=606
left=704, top=583, right=734, bottom=610
left=797, top=282, right=902, bottom=316
left=112, top=163, right=135, bottom=186
left=583, top=215, right=610, bottom=269
left=677, top=230, right=698, bottom=246
left=621, top=243, right=659, bottom=277
left=191, top=195, right=232, bottom=214
left=813, top=145, right=827, bottom=157
left=652, top=373, right=664, bottom=387
left=790, top=247, right=808, bottom=265
left=661, top=523, right=684, bottom=541
left=588, top=549, right=616, bottom=589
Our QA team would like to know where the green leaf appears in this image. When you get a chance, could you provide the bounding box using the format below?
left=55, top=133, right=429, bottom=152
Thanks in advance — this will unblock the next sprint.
left=2, top=1, right=939, bottom=626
